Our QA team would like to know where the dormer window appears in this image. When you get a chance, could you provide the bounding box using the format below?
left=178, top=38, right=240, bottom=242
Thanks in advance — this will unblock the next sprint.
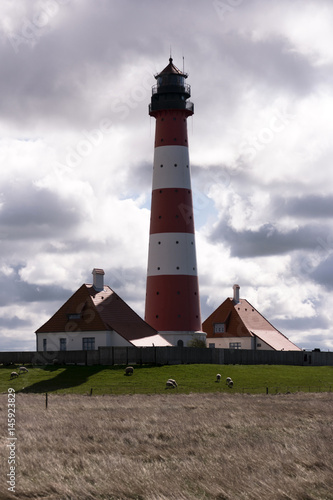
left=67, top=313, right=81, bottom=320
left=214, top=323, right=225, bottom=334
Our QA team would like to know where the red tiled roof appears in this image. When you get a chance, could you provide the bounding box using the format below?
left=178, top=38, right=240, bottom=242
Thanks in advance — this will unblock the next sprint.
left=35, top=284, right=157, bottom=344
left=251, top=329, right=301, bottom=351
left=203, top=298, right=252, bottom=339
left=157, top=57, right=187, bottom=77
left=203, top=297, right=301, bottom=351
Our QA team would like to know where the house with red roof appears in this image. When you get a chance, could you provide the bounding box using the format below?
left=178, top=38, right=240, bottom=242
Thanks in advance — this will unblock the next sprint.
left=203, top=284, right=301, bottom=351
left=35, top=268, right=171, bottom=352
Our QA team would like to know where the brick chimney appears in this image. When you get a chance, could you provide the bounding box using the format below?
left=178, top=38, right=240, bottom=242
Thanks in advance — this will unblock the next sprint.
left=233, top=284, right=240, bottom=304
left=92, top=268, right=105, bottom=291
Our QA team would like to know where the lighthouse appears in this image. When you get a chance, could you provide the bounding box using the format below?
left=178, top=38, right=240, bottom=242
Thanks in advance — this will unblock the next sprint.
left=145, top=58, right=205, bottom=347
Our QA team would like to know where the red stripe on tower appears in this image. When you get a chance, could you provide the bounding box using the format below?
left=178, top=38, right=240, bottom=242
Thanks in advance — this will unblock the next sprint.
left=145, top=58, right=205, bottom=346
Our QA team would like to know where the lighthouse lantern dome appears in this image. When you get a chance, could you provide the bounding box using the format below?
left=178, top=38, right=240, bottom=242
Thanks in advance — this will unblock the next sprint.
left=150, top=57, right=193, bottom=114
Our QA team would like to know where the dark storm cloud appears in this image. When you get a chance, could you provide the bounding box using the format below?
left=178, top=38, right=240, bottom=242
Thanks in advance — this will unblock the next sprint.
left=122, top=161, right=152, bottom=199
left=210, top=220, right=331, bottom=257
left=308, top=254, right=333, bottom=290
left=0, top=265, right=72, bottom=305
left=0, top=315, right=30, bottom=329
left=2, top=0, right=318, bottom=134
left=0, top=183, right=82, bottom=239
left=0, top=336, right=34, bottom=352
left=226, top=35, right=319, bottom=95
left=273, top=195, right=333, bottom=219
left=274, top=314, right=330, bottom=332
left=107, top=266, right=146, bottom=298
left=0, top=0, right=167, bottom=129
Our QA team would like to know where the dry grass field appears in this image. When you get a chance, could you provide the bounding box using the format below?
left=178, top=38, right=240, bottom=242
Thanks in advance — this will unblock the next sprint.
left=0, top=392, right=332, bottom=500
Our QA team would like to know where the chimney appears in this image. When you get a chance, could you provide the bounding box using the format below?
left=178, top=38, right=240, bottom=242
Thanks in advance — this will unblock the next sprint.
left=233, top=284, right=240, bottom=304
left=92, top=268, right=105, bottom=291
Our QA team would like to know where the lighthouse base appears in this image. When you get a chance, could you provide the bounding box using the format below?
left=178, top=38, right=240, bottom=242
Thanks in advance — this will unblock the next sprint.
left=157, top=330, right=207, bottom=347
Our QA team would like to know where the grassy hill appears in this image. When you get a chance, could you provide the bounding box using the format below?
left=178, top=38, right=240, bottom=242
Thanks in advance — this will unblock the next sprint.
left=1, top=363, right=332, bottom=395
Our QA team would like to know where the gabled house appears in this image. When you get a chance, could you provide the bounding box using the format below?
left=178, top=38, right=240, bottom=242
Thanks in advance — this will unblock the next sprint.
left=35, top=268, right=171, bottom=352
left=203, top=284, right=301, bottom=351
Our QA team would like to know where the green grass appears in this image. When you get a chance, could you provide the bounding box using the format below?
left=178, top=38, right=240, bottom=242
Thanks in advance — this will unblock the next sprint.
left=1, top=364, right=332, bottom=395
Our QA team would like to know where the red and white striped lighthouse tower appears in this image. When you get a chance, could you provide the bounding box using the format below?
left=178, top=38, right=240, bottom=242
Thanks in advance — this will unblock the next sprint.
left=145, top=58, right=205, bottom=346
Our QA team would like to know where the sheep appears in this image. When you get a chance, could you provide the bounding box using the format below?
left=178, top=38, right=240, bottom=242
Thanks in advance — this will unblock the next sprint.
left=166, top=378, right=178, bottom=388
left=19, top=366, right=29, bottom=373
left=10, top=372, right=19, bottom=379
left=216, top=374, right=221, bottom=382
left=125, top=366, right=134, bottom=376
left=226, top=377, right=232, bottom=385
left=227, top=379, right=234, bottom=388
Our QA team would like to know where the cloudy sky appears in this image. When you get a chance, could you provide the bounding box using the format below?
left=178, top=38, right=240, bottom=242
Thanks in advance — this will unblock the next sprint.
left=1, top=0, right=333, bottom=351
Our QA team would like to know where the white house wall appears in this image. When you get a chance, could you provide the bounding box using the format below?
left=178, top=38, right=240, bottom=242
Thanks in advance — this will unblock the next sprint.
left=207, top=337, right=253, bottom=349
left=36, top=330, right=132, bottom=351
left=255, top=338, right=274, bottom=351
left=159, top=331, right=207, bottom=347
left=207, top=336, right=276, bottom=350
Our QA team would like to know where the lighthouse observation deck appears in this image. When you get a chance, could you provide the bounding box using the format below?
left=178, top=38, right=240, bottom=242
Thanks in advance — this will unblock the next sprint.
left=151, top=82, right=191, bottom=95
left=149, top=99, right=194, bottom=113
left=149, top=58, right=194, bottom=114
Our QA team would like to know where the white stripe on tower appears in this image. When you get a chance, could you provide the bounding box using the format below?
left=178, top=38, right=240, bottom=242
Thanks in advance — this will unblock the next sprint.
left=145, top=58, right=202, bottom=341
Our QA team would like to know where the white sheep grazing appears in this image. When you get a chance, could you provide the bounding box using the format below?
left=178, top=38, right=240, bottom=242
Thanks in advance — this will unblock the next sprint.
left=166, top=378, right=178, bottom=388
left=10, top=372, right=19, bottom=379
left=19, top=366, right=29, bottom=373
left=227, top=379, right=234, bottom=388
left=226, top=377, right=232, bottom=385
left=216, top=374, right=221, bottom=382
left=125, top=366, right=134, bottom=375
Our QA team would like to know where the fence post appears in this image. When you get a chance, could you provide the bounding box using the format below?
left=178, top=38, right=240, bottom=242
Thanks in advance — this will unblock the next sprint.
left=45, top=393, right=48, bottom=409
left=266, top=387, right=268, bottom=395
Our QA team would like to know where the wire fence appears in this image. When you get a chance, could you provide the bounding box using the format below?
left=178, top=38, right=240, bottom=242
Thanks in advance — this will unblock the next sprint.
left=30, top=384, right=333, bottom=398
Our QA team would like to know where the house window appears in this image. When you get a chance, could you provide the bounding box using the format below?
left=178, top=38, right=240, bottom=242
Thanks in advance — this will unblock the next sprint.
left=214, top=323, right=225, bottom=333
left=177, top=339, right=184, bottom=347
left=60, top=338, right=66, bottom=351
left=82, top=337, right=95, bottom=350
left=43, top=339, right=47, bottom=352
left=67, top=313, right=81, bottom=320
left=209, top=343, right=215, bottom=348
left=229, top=342, right=241, bottom=349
